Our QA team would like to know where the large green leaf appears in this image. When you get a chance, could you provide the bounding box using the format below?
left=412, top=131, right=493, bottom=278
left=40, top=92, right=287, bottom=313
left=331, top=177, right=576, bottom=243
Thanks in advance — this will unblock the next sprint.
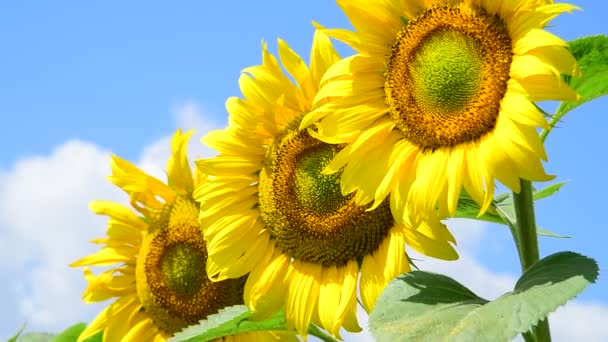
left=551, top=35, right=608, bottom=130
left=369, top=252, right=598, bottom=341
left=169, top=305, right=288, bottom=342
left=368, top=271, right=488, bottom=341
left=450, top=252, right=597, bottom=340
left=52, top=323, right=86, bottom=342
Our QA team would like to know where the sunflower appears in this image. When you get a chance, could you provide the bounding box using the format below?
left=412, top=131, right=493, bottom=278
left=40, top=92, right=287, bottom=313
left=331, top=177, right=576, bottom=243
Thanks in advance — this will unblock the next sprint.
left=301, top=0, right=579, bottom=224
left=195, top=31, right=457, bottom=338
left=71, top=130, right=286, bottom=342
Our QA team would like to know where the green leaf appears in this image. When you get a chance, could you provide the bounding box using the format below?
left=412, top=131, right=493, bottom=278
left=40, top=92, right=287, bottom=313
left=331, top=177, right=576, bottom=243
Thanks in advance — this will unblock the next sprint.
left=8, top=325, right=26, bottom=342
left=454, top=252, right=598, bottom=341
left=536, top=227, right=570, bottom=239
left=81, top=332, right=103, bottom=342
left=369, top=252, right=598, bottom=342
left=17, top=333, right=55, bottom=342
left=51, top=323, right=86, bottom=342
left=557, top=35, right=608, bottom=116
left=169, top=305, right=288, bottom=342
left=453, top=192, right=506, bottom=225
left=533, top=181, right=568, bottom=201
left=369, top=271, right=489, bottom=341
left=455, top=190, right=568, bottom=238
left=8, top=323, right=101, bottom=342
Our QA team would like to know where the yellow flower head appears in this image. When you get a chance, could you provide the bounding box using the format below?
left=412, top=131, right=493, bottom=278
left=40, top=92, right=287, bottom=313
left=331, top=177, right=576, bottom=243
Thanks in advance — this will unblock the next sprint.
left=71, top=130, right=281, bottom=342
left=196, top=31, right=457, bottom=338
left=302, top=0, right=578, bottom=223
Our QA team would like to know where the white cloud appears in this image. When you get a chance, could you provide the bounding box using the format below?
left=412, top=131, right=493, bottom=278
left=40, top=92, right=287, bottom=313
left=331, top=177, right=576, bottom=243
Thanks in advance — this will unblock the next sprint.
left=551, top=301, right=608, bottom=342
left=0, top=140, right=121, bottom=338
left=0, top=101, right=220, bottom=340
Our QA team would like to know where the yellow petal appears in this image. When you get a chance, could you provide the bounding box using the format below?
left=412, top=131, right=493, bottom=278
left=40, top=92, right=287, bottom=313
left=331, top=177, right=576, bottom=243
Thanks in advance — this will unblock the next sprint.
left=527, top=45, right=580, bottom=76
left=71, top=247, right=135, bottom=267
left=478, top=138, right=521, bottom=193
left=509, top=4, right=579, bottom=41
left=318, top=265, right=342, bottom=336
left=403, top=224, right=459, bottom=261
left=103, top=300, right=143, bottom=342
left=320, top=28, right=362, bottom=52
left=225, top=97, right=277, bottom=138
left=509, top=76, right=578, bottom=102
left=245, top=246, right=290, bottom=320
left=513, top=28, right=567, bottom=55
left=333, top=259, right=361, bottom=334
left=335, top=0, right=401, bottom=50
left=371, top=141, right=417, bottom=211
left=314, top=72, right=383, bottom=104
left=278, top=38, right=315, bottom=104
left=196, top=155, right=260, bottom=177
left=341, top=131, right=401, bottom=206
left=501, top=92, right=550, bottom=129
left=511, top=54, right=561, bottom=80
left=462, top=149, right=488, bottom=210
left=360, top=227, right=410, bottom=312
left=445, top=148, right=465, bottom=216
left=218, top=229, right=272, bottom=279
left=409, top=149, right=449, bottom=215
left=310, top=28, right=342, bottom=88
left=286, top=262, right=322, bottom=337
left=89, top=201, right=146, bottom=230
left=318, top=104, right=387, bottom=141
left=202, top=129, right=264, bottom=157
left=167, top=129, right=195, bottom=195
left=122, top=317, right=158, bottom=342
left=77, top=295, right=138, bottom=342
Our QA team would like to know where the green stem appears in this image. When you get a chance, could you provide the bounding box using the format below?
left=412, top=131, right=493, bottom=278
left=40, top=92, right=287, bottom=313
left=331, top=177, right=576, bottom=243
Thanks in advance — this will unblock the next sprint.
left=522, top=330, right=537, bottom=342
left=308, top=324, right=339, bottom=342
left=513, top=180, right=540, bottom=269
left=513, top=179, right=551, bottom=342
left=539, top=104, right=565, bottom=142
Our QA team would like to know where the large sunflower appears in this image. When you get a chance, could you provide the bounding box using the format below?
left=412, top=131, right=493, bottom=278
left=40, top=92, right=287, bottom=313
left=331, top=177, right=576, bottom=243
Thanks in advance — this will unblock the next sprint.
left=71, top=130, right=284, bottom=342
left=301, top=0, right=578, bottom=223
left=195, top=31, right=457, bottom=338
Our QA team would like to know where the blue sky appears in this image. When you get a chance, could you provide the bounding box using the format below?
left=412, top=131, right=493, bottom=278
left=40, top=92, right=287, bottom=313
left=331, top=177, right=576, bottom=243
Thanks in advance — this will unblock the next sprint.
left=0, top=1, right=606, bottom=341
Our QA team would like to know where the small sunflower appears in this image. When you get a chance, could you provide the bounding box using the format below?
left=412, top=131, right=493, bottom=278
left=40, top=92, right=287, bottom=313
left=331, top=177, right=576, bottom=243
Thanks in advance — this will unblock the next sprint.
left=302, top=0, right=579, bottom=223
left=195, top=31, right=457, bottom=338
left=71, top=130, right=285, bottom=342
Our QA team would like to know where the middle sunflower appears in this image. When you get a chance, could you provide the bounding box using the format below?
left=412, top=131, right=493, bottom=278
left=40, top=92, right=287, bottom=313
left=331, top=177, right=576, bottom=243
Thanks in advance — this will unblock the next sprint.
left=195, top=31, right=457, bottom=338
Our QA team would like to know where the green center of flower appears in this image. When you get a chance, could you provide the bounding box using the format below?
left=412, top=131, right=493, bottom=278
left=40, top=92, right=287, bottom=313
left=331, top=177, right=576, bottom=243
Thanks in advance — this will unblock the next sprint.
left=385, top=4, right=512, bottom=150
left=136, top=197, right=245, bottom=335
left=259, top=130, right=394, bottom=266
left=160, top=244, right=205, bottom=297
left=294, top=145, right=347, bottom=214
left=411, top=30, right=483, bottom=114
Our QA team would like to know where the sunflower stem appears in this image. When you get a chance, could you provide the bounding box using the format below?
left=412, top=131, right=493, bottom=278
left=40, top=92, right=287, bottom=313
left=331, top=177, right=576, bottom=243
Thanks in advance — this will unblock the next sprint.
left=513, top=179, right=551, bottom=342
left=522, top=330, right=537, bottom=342
left=308, top=324, right=339, bottom=342
left=540, top=103, right=566, bottom=142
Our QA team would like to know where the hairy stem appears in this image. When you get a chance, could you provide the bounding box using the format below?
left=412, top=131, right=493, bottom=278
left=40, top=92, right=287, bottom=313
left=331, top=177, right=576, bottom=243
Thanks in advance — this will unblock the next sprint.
left=513, top=179, right=551, bottom=342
